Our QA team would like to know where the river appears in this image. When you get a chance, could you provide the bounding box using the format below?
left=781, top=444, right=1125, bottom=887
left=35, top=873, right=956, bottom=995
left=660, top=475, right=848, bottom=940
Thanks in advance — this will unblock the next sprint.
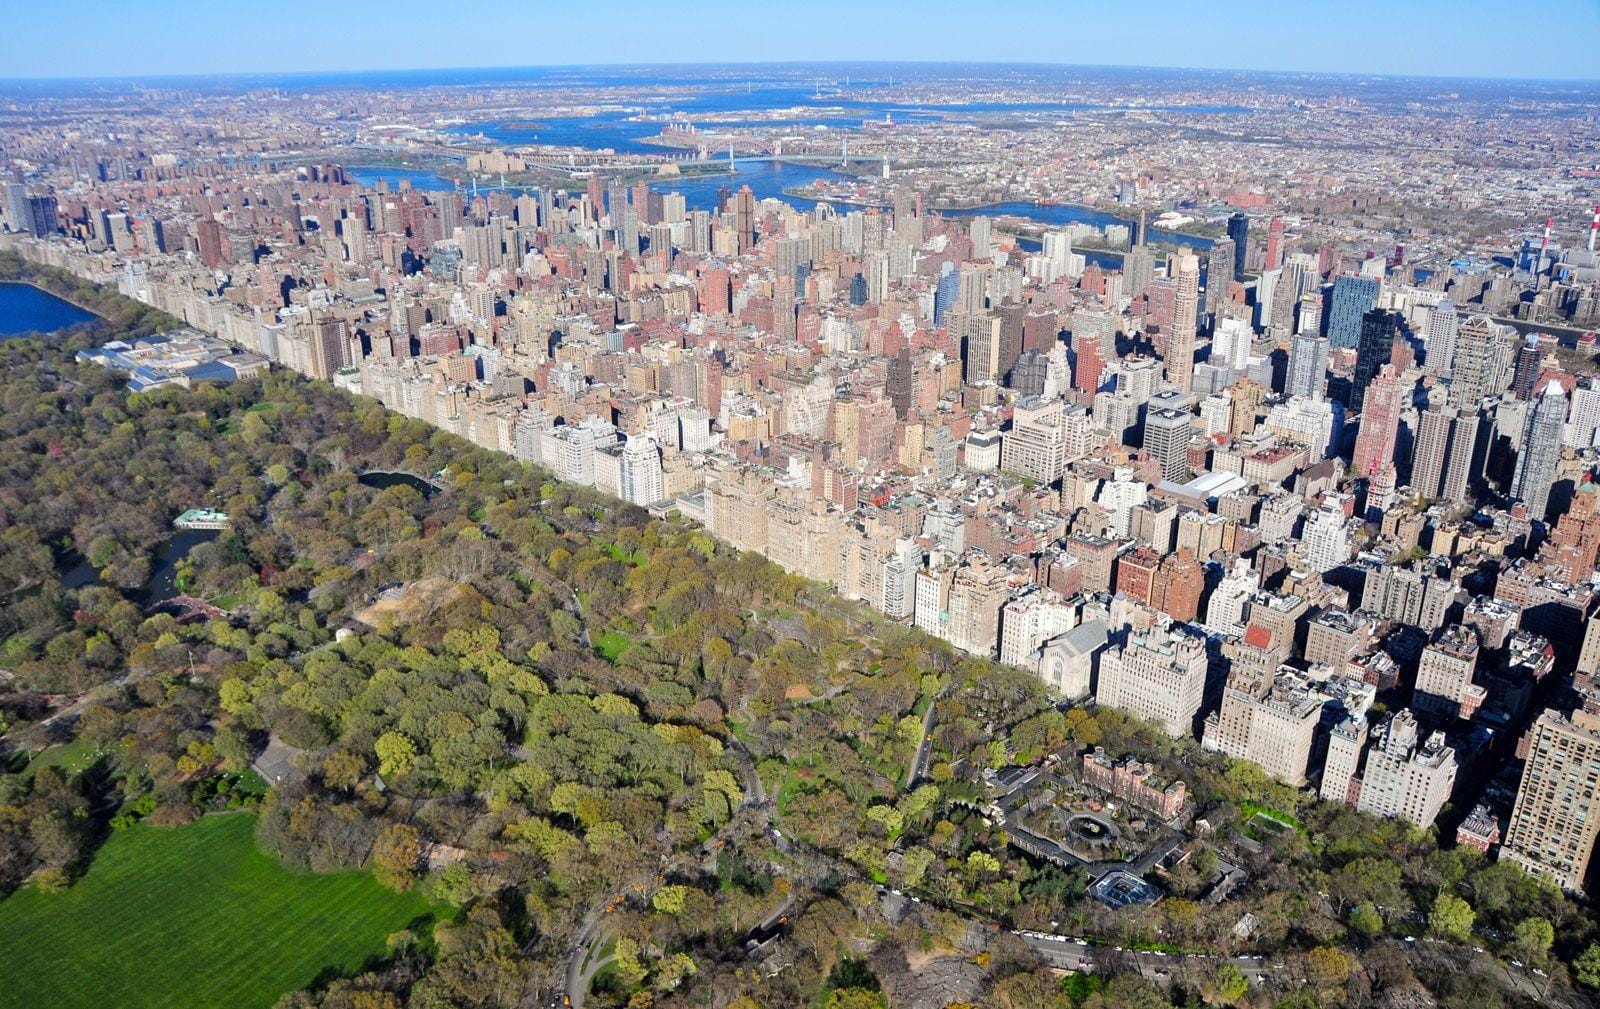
left=348, top=159, right=848, bottom=214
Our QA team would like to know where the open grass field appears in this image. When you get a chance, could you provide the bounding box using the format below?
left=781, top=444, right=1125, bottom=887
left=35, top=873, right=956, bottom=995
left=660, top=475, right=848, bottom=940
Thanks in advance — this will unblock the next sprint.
left=0, top=813, right=438, bottom=1009
left=593, top=630, right=634, bottom=662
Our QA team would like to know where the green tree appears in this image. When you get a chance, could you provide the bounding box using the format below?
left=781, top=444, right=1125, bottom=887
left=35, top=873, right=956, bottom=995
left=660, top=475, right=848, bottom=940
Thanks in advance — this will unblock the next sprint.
left=1348, top=902, right=1384, bottom=940
left=652, top=885, right=689, bottom=915
left=1510, top=917, right=1554, bottom=968
left=374, top=732, right=417, bottom=778
left=322, top=750, right=366, bottom=792
left=1203, top=963, right=1248, bottom=1005
left=1428, top=892, right=1476, bottom=943
left=1574, top=943, right=1600, bottom=989
left=1306, top=947, right=1353, bottom=989
left=823, top=990, right=886, bottom=1009
left=371, top=823, right=421, bottom=892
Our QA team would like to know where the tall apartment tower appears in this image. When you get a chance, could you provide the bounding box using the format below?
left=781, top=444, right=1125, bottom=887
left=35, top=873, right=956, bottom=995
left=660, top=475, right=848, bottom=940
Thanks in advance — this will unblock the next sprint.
left=1502, top=676, right=1600, bottom=894
left=196, top=217, right=227, bottom=269
left=1321, top=714, right=1370, bottom=807
left=1350, top=308, right=1399, bottom=411
left=1166, top=253, right=1200, bottom=393
left=732, top=185, right=756, bottom=255
left=1451, top=315, right=1513, bottom=409
left=1205, top=242, right=1234, bottom=317
left=1411, top=390, right=1478, bottom=505
left=1352, top=364, right=1406, bottom=476
left=1302, top=498, right=1351, bottom=573
left=1412, top=624, right=1482, bottom=722
left=1288, top=332, right=1330, bottom=401
left=1264, top=216, right=1285, bottom=271
left=1423, top=299, right=1459, bottom=373
left=1510, top=380, right=1569, bottom=521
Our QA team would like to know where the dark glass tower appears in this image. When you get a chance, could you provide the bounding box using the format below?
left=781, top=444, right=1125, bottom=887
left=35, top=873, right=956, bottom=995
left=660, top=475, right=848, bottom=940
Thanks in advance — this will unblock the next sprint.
left=1227, top=212, right=1249, bottom=280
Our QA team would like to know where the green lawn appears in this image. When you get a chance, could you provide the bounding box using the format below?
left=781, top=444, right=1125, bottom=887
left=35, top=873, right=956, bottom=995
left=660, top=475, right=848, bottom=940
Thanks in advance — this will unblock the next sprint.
left=593, top=631, right=634, bottom=662
left=26, top=737, right=113, bottom=776
left=0, top=813, right=438, bottom=1009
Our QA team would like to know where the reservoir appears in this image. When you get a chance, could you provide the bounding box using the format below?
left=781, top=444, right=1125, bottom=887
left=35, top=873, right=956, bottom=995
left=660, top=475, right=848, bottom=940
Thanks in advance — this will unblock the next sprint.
left=0, top=283, right=96, bottom=337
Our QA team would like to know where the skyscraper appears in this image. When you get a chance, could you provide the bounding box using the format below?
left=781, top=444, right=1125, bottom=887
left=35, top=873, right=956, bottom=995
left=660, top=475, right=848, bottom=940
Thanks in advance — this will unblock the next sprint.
left=1073, top=332, right=1106, bottom=397
left=1511, top=335, right=1544, bottom=400
left=1265, top=216, right=1285, bottom=271
left=2, top=182, right=28, bottom=234
left=1144, top=407, right=1193, bottom=482
left=1205, top=242, right=1234, bottom=317
left=933, top=268, right=960, bottom=326
left=1226, top=212, right=1248, bottom=280
left=1412, top=391, right=1478, bottom=505
left=1351, top=308, right=1399, bottom=411
left=1451, top=315, right=1511, bottom=409
left=1166, top=253, right=1200, bottom=392
left=1510, top=379, right=1569, bottom=520
left=196, top=217, right=227, bottom=269
left=1423, top=300, right=1459, bottom=373
left=732, top=185, right=756, bottom=255
left=1288, top=332, right=1330, bottom=401
left=1303, top=498, right=1351, bottom=572
left=886, top=349, right=913, bottom=420
left=1352, top=364, right=1405, bottom=476
left=1327, top=274, right=1380, bottom=350
left=1125, top=244, right=1155, bottom=299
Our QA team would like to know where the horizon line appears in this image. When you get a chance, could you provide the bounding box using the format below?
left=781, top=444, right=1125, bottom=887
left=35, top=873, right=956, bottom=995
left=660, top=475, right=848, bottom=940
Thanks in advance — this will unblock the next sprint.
left=3, top=58, right=1599, bottom=87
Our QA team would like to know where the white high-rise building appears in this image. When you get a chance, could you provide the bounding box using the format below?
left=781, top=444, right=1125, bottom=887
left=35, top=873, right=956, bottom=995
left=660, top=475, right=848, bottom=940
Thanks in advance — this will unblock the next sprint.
left=1423, top=299, right=1459, bottom=374
left=1357, top=710, right=1457, bottom=828
left=880, top=538, right=924, bottom=621
left=1212, top=316, right=1253, bottom=369
left=1206, top=558, right=1259, bottom=637
left=1264, top=396, right=1342, bottom=458
left=1000, top=591, right=1078, bottom=669
left=1001, top=398, right=1068, bottom=485
left=1097, top=466, right=1149, bottom=538
left=1096, top=622, right=1210, bottom=737
left=1302, top=498, right=1352, bottom=573
left=619, top=435, right=664, bottom=506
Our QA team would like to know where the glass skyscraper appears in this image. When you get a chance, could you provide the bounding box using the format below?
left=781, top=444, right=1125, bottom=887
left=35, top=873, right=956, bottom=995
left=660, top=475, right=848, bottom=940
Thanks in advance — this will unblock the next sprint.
left=1327, top=275, right=1380, bottom=350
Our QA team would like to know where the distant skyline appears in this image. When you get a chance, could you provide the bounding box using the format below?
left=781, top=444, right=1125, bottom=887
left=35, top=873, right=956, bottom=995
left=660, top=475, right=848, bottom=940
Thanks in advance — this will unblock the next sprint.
left=5, top=0, right=1600, bottom=82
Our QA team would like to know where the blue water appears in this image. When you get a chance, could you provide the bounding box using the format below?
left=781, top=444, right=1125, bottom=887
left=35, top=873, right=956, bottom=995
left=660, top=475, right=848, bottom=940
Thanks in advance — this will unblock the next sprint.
left=945, top=202, right=1213, bottom=251
left=345, top=162, right=1215, bottom=251
left=0, top=283, right=96, bottom=336
left=347, top=166, right=463, bottom=191
left=445, top=91, right=1250, bottom=157
left=349, top=159, right=848, bottom=213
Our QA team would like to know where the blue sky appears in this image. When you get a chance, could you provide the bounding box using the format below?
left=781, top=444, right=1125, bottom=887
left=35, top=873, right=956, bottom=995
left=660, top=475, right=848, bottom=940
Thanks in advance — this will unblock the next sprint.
left=5, top=0, right=1598, bottom=80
